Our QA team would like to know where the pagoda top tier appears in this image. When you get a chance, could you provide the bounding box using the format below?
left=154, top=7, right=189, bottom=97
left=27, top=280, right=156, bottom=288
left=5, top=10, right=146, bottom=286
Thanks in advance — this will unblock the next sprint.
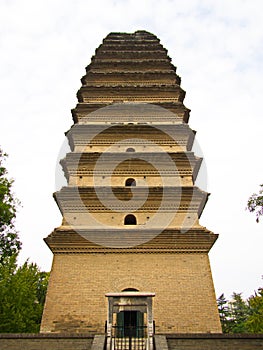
left=74, top=30, right=189, bottom=123
left=103, top=30, right=160, bottom=42
left=88, top=31, right=172, bottom=69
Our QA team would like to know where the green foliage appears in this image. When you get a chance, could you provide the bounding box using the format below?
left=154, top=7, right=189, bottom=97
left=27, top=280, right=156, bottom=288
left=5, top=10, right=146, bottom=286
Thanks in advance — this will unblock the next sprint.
left=246, top=288, right=263, bottom=333
left=0, top=147, right=49, bottom=333
left=0, top=256, right=49, bottom=332
left=228, top=293, right=250, bottom=333
left=217, top=293, right=231, bottom=333
left=247, top=184, right=263, bottom=222
left=217, top=286, right=263, bottom=333
left=0, top=148, right=21, bottom=263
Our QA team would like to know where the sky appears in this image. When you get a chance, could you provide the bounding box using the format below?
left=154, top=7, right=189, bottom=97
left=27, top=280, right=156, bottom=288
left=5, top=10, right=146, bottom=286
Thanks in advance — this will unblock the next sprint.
left=0, top=0, right=262, bottom=300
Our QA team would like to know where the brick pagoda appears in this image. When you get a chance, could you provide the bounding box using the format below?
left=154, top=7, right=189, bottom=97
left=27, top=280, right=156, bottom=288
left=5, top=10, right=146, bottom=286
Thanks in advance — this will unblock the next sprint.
left=41, top=30, right=221, bottom=336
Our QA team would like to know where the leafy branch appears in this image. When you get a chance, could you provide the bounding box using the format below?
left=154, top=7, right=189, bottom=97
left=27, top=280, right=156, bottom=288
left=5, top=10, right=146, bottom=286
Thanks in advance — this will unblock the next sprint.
left=247, top=184, right=263, bottom=223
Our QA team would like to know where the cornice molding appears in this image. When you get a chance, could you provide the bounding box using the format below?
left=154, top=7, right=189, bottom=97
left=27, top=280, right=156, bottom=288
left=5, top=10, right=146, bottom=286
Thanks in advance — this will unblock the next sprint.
left=45, top=228, right=218, bottom=253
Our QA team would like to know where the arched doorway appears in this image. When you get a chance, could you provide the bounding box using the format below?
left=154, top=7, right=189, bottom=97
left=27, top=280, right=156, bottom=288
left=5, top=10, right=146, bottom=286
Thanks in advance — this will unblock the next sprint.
left=106, top=292, right=155, bottom=350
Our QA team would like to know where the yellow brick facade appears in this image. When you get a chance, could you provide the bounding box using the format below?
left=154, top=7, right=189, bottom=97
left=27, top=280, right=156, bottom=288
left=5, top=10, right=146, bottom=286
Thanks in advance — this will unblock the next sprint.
left=41, top=252, right=221, bottom=333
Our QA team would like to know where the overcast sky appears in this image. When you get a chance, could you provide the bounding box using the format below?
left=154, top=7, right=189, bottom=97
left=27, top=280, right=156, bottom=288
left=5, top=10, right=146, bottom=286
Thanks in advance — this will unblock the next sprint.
left=0, top=0, right=262, bottom=299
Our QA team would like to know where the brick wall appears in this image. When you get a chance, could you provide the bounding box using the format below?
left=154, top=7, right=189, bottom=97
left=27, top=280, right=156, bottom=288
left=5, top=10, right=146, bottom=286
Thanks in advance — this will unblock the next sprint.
left=0, top=333, right=94, bottom=350
left=1, top=333, right=263, bottom=350
left=166, top=334, right=263, bottom=350
left=41, top=252, right=221, bottom=333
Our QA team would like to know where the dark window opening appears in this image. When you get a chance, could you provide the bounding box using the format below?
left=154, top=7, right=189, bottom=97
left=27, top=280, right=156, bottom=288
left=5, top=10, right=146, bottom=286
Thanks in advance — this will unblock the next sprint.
left=122, top=288, right=139, bottom=292
left=124, top=214, right=137, bottom=225
left=126, top=147, right=135, bottom=152
left=125, top=178, right=136, bottom=186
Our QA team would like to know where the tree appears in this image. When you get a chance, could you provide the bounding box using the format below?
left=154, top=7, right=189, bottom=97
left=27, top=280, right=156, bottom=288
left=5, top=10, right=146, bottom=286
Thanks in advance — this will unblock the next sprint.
left=0, top=257, right=49, bottom=332
left=228, top=293, right=249, bottom=333
left=245, top=287, right=263, bottom=333
left=0, top=148, right=21, bottom=263
left=218, top=285, right=263, bottom=334
left=217, top=293, right=249, bottom=333
left=247, top=184, right=263, bottom=223
left=0, top=147, right=49, bottom=332
left=217, top=293, right=231, bottom=333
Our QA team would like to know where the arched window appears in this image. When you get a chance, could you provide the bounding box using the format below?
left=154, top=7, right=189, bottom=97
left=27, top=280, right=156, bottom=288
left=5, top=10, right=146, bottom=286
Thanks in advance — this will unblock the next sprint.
left=124, top=214, right=137, bottom=225
left=125, top=178, right=136, bottom=186
left=126, top=147, right=135, bottom=152
left=122, top=288, right=139, bottom=292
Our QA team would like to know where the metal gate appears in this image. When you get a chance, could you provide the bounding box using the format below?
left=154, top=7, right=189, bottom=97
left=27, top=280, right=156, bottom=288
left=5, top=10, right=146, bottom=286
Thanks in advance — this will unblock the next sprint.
left=111, top=324, right=147, bottom=350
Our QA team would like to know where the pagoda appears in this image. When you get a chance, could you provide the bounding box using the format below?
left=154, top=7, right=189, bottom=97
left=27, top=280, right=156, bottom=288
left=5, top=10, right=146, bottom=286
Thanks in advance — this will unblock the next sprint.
left=41, top=30, right=221, bottom=339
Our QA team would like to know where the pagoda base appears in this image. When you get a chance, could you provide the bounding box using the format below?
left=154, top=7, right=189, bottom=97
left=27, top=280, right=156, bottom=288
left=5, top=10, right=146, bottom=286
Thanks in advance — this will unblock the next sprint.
left=41, top=251, right=221, bottom=334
